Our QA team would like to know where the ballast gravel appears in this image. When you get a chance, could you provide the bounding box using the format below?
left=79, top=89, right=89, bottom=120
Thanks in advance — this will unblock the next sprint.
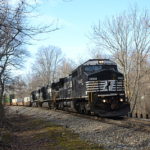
left=7, top=106, right=150, bottom=150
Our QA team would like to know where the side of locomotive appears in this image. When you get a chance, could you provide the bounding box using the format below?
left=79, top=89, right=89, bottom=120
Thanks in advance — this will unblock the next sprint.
left=30, top=85, right=52, bottom=107
left=51, top=59, right=130, bottom=117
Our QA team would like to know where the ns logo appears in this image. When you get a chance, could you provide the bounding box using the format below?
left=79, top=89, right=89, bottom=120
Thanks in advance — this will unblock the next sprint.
left=102, top=80, right=115, bottom=91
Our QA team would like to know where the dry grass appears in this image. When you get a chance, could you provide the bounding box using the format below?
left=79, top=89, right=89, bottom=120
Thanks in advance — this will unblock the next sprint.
left=0, top=114, right=105, bottom=150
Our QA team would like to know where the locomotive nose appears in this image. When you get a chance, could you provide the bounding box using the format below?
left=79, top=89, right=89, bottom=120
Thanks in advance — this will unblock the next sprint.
left=111, top=103, right=119, bottom=110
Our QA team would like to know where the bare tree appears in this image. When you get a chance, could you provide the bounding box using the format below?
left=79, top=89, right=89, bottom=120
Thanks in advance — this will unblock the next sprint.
left=32, top=45, right=63, bottom=87
left=88, top=46, right=110, bottom=59
left=8, top=76, right=27, bottom=99
left=0, top=0, right=57, bottom=121
left=57, top=58, right=76, bottom=78
left=90, top=7, right=150, bottom=112
left=25, top=57, right=76, bottom=94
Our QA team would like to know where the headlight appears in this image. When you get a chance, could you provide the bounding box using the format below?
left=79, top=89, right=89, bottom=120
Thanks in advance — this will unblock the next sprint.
left=102, top=99, right=106, bottom=103
left=120, top=98, right=124, bottom=102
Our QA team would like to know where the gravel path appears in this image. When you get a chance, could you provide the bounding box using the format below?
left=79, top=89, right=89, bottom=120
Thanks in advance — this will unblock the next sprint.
left=6, top=106, right=150, bottom=150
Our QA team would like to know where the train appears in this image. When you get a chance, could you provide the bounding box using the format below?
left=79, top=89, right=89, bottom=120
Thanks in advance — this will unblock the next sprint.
left=29, top=59, right=130, bottom=117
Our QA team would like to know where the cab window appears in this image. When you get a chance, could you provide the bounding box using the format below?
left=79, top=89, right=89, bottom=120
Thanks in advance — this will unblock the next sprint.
left=84, top=65, right=102, bottom=73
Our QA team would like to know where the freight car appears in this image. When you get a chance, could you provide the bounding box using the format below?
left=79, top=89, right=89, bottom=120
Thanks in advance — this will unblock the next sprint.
left=12, top=98, right=24, bottom=106
left=12, top=99, right=18, bottom=105
left=23, top=97, right=31, bottom=106
left=31, top=59, right=130, bottom=117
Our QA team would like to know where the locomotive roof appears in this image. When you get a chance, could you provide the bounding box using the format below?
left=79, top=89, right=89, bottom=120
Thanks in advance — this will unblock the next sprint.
left=83, top=59, right=117, bottom=66
left=71, top=59, right=117, bottom=74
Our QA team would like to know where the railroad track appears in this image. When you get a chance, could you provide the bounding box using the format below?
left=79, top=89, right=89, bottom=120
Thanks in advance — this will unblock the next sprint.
left=39, top=105, right=150, bottom=132
left=9, top=105, right=150, bottom=133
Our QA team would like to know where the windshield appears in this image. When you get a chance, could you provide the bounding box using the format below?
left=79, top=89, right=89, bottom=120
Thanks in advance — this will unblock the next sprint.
left=84, top=65, right=117, bottom=73
left=102, top=65, right=117, bottom=71
left=84, top=65, right=102, bottom=73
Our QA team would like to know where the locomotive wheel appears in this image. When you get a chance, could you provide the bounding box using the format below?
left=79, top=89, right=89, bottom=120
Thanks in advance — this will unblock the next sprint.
left=90, top=111, right=95, bottom=116
left=29, top=102, right=32, bottom=107
left=48, top=102, right=52, bottom=109
left=85, top=104, right=91, bottom=115
left=52, top=103, right=57, bottom=109
left=85, top=109, right=90, bottom=115
left=58, top=102, right=64, bottom=110
left=38, top=102, right=43, bottom=107
left=79, top=105, right=85, bottom=114
left=36, top=102, right=38, bottom=107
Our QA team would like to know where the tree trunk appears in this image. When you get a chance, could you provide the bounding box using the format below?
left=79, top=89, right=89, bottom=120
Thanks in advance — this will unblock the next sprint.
left=0, top=83, right=5, bottom=126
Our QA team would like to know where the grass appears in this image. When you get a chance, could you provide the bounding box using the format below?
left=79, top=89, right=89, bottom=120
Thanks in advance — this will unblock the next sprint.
left=0, top=114, right=105, bottom=150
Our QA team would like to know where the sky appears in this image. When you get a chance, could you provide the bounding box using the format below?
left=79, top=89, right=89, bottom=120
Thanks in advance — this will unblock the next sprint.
left=11, top=0, right=150, bottom=75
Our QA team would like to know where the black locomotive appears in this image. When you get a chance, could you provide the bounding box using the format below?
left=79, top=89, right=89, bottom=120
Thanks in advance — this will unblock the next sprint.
left=31, top=59, right=130, bottom=117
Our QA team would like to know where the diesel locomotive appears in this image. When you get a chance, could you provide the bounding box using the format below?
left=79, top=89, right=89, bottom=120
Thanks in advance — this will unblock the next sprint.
left=31, top=59, right=130, bottom=117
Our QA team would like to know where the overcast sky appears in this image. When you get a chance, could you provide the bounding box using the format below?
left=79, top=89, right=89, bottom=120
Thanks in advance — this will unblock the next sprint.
left=12, top=0, right=150, bottom=75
